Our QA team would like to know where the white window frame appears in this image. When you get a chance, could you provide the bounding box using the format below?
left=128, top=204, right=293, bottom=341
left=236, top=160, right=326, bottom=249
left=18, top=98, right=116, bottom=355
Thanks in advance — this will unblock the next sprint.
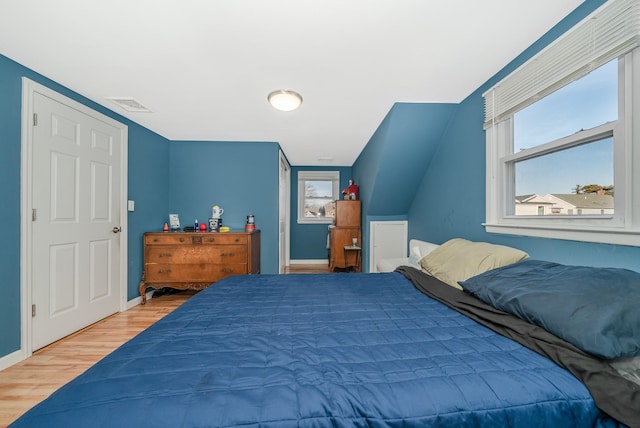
left=503, top=119, right=622, bottom=223
left=483, top=0, right=640, bottom=247
left=297, top=171, right=340, bottom=224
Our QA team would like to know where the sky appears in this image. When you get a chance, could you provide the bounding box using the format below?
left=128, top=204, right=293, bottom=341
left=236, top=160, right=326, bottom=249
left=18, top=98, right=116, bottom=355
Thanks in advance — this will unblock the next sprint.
left=514, top=59, right=617, bottom=196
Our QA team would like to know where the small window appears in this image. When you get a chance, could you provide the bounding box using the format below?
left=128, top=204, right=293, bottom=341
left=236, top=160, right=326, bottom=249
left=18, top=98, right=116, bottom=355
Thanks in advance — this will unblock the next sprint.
left=297, top=171, right=339, bottom=224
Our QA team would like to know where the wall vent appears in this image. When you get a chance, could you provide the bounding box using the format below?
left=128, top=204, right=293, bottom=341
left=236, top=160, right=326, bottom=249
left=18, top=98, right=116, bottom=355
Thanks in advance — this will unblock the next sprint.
left=106, top=97, right=152, bottom=112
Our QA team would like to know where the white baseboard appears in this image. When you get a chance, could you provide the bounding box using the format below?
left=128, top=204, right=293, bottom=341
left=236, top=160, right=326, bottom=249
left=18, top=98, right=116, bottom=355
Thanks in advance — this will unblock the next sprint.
left=289, top=259, right=329, bottom=265
left=0, top=348, right=27, bottom=371
left=126, top=291, right=154, bottom=310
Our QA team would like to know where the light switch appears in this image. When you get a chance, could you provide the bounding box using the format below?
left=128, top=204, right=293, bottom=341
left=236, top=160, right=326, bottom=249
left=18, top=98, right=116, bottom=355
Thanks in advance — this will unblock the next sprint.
left=127, top=200, right=135, bottom=212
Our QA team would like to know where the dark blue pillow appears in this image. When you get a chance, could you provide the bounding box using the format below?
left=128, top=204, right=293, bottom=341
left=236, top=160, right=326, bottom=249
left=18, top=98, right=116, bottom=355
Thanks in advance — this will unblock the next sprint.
left=459, top=259, right=640, bottom=360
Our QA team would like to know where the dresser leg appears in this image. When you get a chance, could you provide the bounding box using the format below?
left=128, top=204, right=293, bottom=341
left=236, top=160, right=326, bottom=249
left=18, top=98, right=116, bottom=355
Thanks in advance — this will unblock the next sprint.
left=139, top=281, right=148, bottom=305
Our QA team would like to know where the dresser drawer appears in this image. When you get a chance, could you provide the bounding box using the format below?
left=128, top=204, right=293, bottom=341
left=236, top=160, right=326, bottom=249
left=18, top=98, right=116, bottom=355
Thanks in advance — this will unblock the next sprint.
left=145, top=263, right=247, bottom=282
left=146, top=245, right=247, bottom=264
left=140, top=231, right=260, bottom=304
left=145, top=233, right=248, bottom=246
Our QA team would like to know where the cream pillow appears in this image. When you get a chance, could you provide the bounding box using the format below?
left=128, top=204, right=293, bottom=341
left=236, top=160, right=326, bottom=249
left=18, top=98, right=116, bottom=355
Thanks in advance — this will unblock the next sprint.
left=418, top=238, right=528, bottom=289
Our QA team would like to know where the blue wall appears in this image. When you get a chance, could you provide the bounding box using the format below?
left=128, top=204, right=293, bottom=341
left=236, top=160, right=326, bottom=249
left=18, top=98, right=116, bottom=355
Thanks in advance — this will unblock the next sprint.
left=352, top=102, right=457, bottom=270
left=290, top=166, right=352, bottom=260
left=407, top=0, right=640, bottom=272
left=0, top=55, right=26, bottom=358
left=0, top=54, right=171, bottom=358
left=169, top=141, right=281, bottom=274
left=126, top=127, right=171, bottom=300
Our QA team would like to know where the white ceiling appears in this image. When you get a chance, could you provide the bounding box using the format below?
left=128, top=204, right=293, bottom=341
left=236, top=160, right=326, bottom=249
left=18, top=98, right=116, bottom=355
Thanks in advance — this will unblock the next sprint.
left=0, top=0, right=582, bottom=166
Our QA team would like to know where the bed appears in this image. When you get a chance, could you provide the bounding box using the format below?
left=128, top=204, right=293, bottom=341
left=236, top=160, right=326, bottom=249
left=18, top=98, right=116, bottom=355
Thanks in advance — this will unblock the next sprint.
left=11, top=241, right=640, bottom=427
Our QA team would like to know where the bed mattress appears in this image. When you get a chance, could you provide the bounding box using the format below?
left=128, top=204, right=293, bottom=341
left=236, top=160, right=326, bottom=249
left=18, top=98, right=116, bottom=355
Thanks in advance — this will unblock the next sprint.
left=11, top=272, right=617, bottom=427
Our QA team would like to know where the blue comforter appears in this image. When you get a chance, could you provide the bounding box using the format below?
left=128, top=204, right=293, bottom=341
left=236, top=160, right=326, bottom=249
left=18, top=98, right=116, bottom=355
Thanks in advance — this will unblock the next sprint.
left=12, top=273, right=614, bottom=427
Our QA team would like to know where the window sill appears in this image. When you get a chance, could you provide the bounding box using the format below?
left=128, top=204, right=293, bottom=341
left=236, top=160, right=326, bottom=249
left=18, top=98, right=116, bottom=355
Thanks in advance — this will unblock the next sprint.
left=484, top=222, right=640, bottom=247
left=297, top=218, right=334, bottom=225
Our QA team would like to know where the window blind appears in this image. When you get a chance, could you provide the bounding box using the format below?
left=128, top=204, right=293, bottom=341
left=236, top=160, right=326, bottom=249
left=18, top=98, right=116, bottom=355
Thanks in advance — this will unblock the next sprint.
left=483, top=0, right=640, bottom=129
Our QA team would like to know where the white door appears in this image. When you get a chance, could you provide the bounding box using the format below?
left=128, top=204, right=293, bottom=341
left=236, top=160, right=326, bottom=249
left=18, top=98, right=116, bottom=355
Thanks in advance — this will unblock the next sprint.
left=278, top=153, right=290, bottom=273
left=369, top=221, right=408, bottom=272
left=30, top=89, right=123, bottom=350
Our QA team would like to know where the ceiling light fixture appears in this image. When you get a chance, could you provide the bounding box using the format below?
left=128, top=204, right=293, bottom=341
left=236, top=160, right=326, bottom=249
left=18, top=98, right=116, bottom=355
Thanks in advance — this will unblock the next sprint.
left=268, top=89, right=303, bottom=112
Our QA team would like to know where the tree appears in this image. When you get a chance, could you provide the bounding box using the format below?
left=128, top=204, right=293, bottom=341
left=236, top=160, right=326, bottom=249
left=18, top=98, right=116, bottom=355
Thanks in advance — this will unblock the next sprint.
left=582, top=184, right=604, bottom=194
left=305, top=183, right=318, bottom=198
left=574, top=184, right=614, bottom=195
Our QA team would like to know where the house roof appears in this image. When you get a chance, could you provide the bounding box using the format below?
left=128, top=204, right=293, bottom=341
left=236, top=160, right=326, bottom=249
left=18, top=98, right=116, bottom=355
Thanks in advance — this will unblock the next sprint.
left=516, top=194, right=545, bottom=204
left=550, top=194, right=614, bottom=209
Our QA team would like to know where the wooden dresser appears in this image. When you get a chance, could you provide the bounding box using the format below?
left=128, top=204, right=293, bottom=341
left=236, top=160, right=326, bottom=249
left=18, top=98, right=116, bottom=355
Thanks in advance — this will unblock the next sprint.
left=139, top=230, right=260, bottom=303
left=329, top=200, right=362, bottom=272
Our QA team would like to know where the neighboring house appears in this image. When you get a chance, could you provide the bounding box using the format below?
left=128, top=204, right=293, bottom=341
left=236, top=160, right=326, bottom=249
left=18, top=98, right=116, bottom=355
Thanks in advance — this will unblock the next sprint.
left=515, top=193, right=614, bottom=216
left=515, top=194, right=554, bottom=216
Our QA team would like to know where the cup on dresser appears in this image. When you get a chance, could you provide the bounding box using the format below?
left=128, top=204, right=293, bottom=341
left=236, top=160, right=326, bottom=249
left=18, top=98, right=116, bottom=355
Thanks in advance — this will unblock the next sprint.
left=209, top=218, right=221, bottom=232
left=212, top=205, right=224, bottom=219
left=352, top=238, right=358, bottom=247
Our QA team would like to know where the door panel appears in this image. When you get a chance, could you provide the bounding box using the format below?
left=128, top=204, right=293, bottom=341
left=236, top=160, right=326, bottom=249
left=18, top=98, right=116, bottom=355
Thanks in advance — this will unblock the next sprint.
left=50, top=243, right=78, bottom=316
left=31, top=91, right=122, bottom=350
left=90, top=240, right=111, bottom=301
left=370, top=221, right=408, bottom=272
left=51, top=152, right=78, bottom=221
left=91, top=161, right=112, bottom=221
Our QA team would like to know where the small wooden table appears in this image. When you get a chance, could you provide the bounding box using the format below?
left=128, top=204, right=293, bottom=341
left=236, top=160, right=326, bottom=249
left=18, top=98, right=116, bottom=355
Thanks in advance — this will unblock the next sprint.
left=343, top=245, right=361, bottom=272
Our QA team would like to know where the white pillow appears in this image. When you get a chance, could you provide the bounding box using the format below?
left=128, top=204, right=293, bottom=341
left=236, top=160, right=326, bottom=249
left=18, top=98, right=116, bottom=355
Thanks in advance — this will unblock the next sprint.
left=411, top=239, right=440, bottom=256
left=375, top=239, right=440, bottom=272
left=408, top=240, right=440, bottom=266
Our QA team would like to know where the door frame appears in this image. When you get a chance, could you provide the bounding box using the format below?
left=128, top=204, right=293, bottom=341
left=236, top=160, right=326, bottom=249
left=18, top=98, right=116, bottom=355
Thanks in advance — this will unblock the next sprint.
left=368, top=220, right=408, bottom=272
left=19, top=78, right=128, bottom=360
left=278, top=151, right=291, bottom=272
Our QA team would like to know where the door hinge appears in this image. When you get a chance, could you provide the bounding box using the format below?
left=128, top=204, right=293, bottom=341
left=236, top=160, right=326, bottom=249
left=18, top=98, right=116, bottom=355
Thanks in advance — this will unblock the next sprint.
left=32, top=208, right=36, bottom=221
left=32, top=304, right=36, bottom=317
left=33, top=113, right=38, bottom=126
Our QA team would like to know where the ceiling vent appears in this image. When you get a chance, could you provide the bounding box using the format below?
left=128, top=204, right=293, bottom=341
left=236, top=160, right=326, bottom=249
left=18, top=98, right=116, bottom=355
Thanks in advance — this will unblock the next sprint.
left=106, top=97, right=152, bottom=112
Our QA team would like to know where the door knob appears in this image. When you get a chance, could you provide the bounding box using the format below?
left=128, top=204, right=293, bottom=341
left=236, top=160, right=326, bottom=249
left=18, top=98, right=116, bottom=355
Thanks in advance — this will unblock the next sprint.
left=112, top=226, right=122, bottom=234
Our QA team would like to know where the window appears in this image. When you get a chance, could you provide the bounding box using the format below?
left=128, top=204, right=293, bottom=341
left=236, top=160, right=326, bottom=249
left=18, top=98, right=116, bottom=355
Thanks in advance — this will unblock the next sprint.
left=297, top=171, right=340, bottom=224
left=512, top=60, right=616, bottom=218
left=483, top=0, right=640, bottom=246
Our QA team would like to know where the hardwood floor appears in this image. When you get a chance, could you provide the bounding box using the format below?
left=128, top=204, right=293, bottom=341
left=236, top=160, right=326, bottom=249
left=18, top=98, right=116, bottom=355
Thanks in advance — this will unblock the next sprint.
left=284, top=263, right=330, bottom=274
left=0, top=265, right=328, bottom=426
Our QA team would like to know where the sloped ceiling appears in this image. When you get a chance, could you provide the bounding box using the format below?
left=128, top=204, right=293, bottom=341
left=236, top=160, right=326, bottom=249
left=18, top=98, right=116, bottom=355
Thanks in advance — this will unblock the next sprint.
left=355, top=103, right=457, bottom=216
left=0, top=0, right=582, bottom=166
